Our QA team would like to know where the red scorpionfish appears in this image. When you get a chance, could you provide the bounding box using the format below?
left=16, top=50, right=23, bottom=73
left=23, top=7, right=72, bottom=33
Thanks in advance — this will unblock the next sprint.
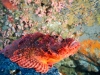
left=0, top=32, right=80, bottom=73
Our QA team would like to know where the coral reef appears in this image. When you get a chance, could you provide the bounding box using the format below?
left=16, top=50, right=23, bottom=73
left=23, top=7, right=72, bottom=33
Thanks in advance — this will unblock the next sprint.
left=1, top=0, right=100, bottom=26
left=1, top=0, right=100, bottom=50
left=2, top=0, right=100, bottom=41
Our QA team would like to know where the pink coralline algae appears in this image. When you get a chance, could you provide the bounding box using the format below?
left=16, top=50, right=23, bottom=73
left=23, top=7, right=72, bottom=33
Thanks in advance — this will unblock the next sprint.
left=0, top=32, right=80, bottom=73
left=35, top=7, right=46, bottom=17
left=68, top=0, right=73, bottom=5
left=51, top=0, right=65, bottom=12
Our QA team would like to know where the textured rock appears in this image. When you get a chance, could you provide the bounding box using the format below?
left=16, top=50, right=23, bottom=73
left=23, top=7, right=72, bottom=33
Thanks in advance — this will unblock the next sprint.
left=78, top=60, right=99, bottom=72
left=63, top=58, right=76, bottom=68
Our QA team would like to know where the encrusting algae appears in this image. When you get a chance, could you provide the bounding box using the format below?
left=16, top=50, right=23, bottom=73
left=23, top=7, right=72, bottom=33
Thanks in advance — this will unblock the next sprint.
left=79, top=39, right=100, bottom=66
left=79, top=39, right=100, bottom=56
left=0, top=32, right=80, bottom=73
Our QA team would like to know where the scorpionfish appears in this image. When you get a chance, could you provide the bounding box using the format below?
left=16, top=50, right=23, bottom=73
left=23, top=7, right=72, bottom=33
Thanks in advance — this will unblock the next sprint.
left=0, top=32, right=80, bottom=73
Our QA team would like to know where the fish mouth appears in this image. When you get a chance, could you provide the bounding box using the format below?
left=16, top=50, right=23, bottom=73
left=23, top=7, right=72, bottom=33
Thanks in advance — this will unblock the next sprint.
left=65, top=38, right=80, bottom=47
left=70, top=40, right=77, bottom=46
left=69, top=40, right=80, bottom=48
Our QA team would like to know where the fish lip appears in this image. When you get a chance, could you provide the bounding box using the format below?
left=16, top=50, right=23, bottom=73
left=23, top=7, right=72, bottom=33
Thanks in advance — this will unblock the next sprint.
left=70, top=40, right=78, bottom=47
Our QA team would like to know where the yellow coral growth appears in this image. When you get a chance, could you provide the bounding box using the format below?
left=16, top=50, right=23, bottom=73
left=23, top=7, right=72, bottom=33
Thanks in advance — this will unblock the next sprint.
left=79, top=39, right=100, bottom=58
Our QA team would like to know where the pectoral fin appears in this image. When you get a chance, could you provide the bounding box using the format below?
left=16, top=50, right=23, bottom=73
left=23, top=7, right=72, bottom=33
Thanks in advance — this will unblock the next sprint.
left=10, top=54, right=49, bottom=73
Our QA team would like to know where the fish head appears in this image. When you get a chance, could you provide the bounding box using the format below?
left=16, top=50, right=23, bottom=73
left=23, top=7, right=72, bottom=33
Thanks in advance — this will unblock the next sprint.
left=46, top=38, right=80, bottom=65
left=63, top=38, right=80, bottom=57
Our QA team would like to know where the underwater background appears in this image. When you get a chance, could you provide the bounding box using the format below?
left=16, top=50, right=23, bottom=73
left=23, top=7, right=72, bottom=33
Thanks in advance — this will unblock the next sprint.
left=0, top=0, right=100, bottom=75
